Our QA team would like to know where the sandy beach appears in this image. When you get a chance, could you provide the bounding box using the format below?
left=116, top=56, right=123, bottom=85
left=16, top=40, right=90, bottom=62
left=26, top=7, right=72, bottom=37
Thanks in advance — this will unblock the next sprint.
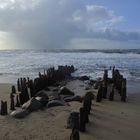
left=0, top=80, right=140, bottom=140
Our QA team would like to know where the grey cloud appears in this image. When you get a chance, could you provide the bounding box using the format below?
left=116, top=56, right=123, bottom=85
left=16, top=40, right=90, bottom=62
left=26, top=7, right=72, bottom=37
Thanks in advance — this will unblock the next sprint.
left=83, top=29, right=140, bottom=42
left=0, top=0, right=139, bottom=49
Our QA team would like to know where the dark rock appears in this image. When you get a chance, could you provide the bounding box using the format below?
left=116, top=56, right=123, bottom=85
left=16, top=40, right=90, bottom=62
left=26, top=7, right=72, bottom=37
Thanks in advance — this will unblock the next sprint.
left=10, top=109, right=29, bottom=119
left=35, top=90, right=49, bottom=99
left=79, top=76, right=89, bottom=81
left=35, top=96, right=48, bottom=106
left=47, top=100, right=65, bottom=108
left=22, top=98, right=43, bottom=112
left=60, top=95, right=73, bottom=100
left=64, top=96, right=82, bottom=102
left=59, top=87, right=74, bottom=96
left=52, top=88, right=59, bottom=92
left=88, top=80, right=96, bottom=85
left=43, top=87, right=50, bottom=91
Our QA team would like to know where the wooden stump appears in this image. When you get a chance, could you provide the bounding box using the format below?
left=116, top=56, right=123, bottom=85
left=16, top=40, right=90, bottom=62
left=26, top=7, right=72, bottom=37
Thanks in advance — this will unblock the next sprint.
left=70, top=128, right=80, bottom=140
left=12, top=85, right=16, bottom=94
left=17, top=78, right=21, bottom=92
left=96, top=84, right=103, bottom=102
left=102, top=82, right=107, bottom=99
left=80, top=107, right=86, bottom=132
left=0, top=101, right=8, bottom=115
left=15, top=95, right=20, bottom=107
left=10, top=93, right=15, bottom=110
left=121, top=78, right=127, bottom=102
left=28, top=80, right=35, bottom=97
left=109, top=84, right=115, bottom=101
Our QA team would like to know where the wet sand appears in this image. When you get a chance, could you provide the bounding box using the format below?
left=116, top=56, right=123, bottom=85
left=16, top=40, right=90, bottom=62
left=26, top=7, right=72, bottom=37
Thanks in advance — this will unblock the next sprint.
left=0, top=81, right=140, bottom=140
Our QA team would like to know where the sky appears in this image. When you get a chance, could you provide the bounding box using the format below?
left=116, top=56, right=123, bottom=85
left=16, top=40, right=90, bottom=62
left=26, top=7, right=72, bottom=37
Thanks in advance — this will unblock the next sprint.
left=0, top=0, right=140, bottom=50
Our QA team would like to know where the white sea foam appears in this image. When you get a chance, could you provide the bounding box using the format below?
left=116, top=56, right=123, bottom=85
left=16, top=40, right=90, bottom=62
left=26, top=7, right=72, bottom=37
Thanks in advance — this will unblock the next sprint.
left=0, top=50, right=140, bottom=83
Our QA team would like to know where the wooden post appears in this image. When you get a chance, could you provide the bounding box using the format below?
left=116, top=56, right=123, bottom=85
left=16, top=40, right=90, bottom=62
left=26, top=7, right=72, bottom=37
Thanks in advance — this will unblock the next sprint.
left=10, top=93, right=15, bottom=110
left=28, top=80, right=35, bottom=97
left=83, top=104, right=89, bottom=123
left=17, top=79, right=21, bottom=92
left=39, top=72, right=42, bottom=78
left=70, top=128, right=80, bottom=140
left=21, top=78, right=30, bottom=104
left=96, top=83, right=103, bottom=102
left=12, top=85, right=16, bottom=94
left=83, top=93, right=92, bottom=115
left=102, top=82, right=107, bottom=99
left=109, top=84, right=115, bottom=101
left=121, top=78, right=127, bottom=102
left=27, top=77, right=30, bottom=88
left=118, top=75, right=123, bottom=95
left=80, top=107, right=86, bottom=132
left=15, top=95, right=20, bottom=107
left=0, top=101, right=8, bottom=115
left=103, top=70, right=108, bottom=86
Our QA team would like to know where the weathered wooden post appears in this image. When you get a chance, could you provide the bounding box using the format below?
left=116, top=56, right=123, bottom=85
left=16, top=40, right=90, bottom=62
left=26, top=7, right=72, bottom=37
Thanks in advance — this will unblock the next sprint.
left=103, top=70, right=108, bottom=85
left=17, top=78, right=21, bottom=92
left=102, top=81, right=108, bottom=99
left=28, top=80, right=35, bottom=97
left=38, top=72, right=42, bottom=78
left=44, top=69, right=46, bottom=76
left=83, top=97, right=89, bottom=123
left=79, top=107, right=86, bottom=132
left=109, top=84, right=115, bottom=101
left=84, top=92, right=93, bottom=115
left=19, top=92, right=24, bottom=105
left=121, top=78, right=127, bottom=102
left=12, top=85, right=16, bottom=94
left=112, top=66, right=115, bottom=82
left=27, top=77, right=30, bottom=88
left=10, top=93, right=15, bottom=110
left=15, top=95, right=20, bottom=107
left=118, top=75, right=123, bottom=95
left=20, top=78, right=23, bottom=87
left=19, top=78, right=29, bottom=105
left=96, top=83, right=103, bottom=102
left=0, top=101, right=8, bottom=115
left=70, top=128, right=80, bottom=140
left=69, top=112, right=79, bottom=130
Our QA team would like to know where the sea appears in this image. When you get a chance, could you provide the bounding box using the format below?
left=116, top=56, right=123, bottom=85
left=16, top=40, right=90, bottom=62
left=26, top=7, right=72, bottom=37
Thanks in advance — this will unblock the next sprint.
left=0, top=49, right=140, bottom=93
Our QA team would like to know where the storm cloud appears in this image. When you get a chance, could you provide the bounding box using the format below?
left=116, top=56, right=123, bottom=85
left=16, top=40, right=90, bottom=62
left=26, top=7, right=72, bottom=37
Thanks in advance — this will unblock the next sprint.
left=0, top=0, right=140, bottom=49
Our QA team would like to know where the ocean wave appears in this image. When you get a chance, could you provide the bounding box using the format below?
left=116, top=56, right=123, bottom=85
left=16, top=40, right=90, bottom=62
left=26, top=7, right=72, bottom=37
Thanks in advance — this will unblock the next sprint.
left=0, top=50, right=140, bottom=83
